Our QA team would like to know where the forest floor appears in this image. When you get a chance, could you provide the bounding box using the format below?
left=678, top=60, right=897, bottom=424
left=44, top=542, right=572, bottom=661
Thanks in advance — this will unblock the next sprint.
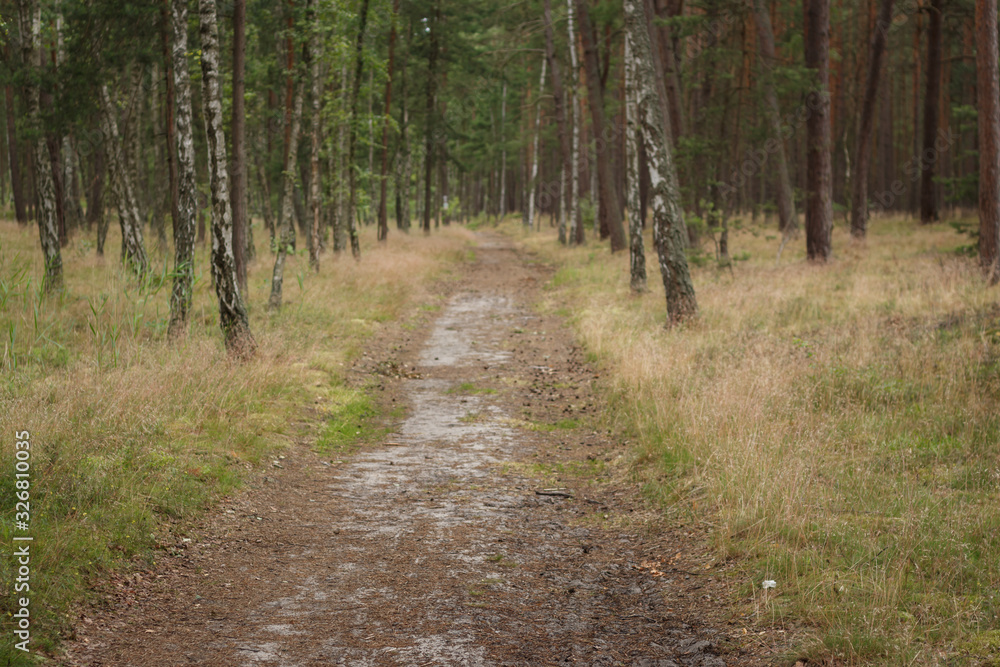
left=58, top=233, right=776, bottom=666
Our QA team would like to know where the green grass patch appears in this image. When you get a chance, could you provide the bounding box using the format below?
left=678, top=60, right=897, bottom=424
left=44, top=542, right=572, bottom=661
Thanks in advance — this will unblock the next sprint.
left=314, top=388, right=385, bottom=454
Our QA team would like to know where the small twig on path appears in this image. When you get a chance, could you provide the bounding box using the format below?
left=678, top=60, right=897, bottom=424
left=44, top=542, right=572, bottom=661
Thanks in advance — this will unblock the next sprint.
left=535, top=488, right=574, bottom=498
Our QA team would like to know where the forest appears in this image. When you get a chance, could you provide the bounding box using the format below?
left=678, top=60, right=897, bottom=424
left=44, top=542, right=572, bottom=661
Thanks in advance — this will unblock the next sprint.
left=2, top=0, right=1000, bottom=664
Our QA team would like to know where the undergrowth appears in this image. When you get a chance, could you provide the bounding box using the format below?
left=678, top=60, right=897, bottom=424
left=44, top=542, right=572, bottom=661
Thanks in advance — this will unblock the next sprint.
left=0, top=219, right=471, bottom=663
left=513, top=213, right=1000, bottom=666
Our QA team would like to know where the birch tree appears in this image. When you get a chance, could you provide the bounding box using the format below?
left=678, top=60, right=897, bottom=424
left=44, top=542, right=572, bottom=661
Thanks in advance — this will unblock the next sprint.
left=395, top=24, right=411, bottom=231
left=543, top=0, right=570, bottom=244
left=200, top=0, right=255, bottom=356
left=422, top=0, right=440, bottom=234
left=498, top=80, right=507, bottom=222
left=269, top=15, right=306, bottom=309
left=16, top=0, right=62, bottom=291
left=566, top=0, right=582, bottom=245
left=99, top=84, right=148, bottom=278
left=232, top=0, right=249, bottom=292
left=377, top=0, right=400, bottom=242
left=346, top=0, right=370, bottom=254
left=308, top=2, right=323, bottom=270
left=624, top=0, right=696, bottom=324
left=168, top=0, right=197, bottom=338
left=624, top=28, right=646, bottom=292
left=526, top=56, right=547, bottom=230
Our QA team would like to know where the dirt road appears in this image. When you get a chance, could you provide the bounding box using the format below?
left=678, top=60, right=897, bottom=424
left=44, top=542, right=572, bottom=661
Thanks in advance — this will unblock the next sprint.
left=62, top=234, right=749, bottom=666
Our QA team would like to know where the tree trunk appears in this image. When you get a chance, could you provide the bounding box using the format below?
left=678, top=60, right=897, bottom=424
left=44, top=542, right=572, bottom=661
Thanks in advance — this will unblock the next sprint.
left=232, top=0, right=249, bottom=292
left=308, top=1, right=323, bottom=270
left=99, top=84, right=148, bottom=278
left=919, top=0, right=943, bottom=224
left=879, top=68, right=895, bottom=209
left=199, top=0, right=255, bottom=357
left=543, top=0, right=571, bottom=244
left=268, top=69, right=305, bottom=308
left=161, top=0, right=180, bottom=237
left=395, top=24, right=411, bottom=231
left=345, top=0, right=370, bottom=256
left=567, top=0, right=583, bottom=245
left=499, top=80, right=507, bottom=222
left=422, top=0, right=440, bottom=234
left=89, top=144, right=107, bottom=238
left=42, top=121, right=67, bottom=248
left=977, top=0, right=1000, bottom=282
left=61, top=136, right=83, bottom=233
left=254, top=136, right=275, bottom=248
left=124, top=65, right=147, bottom=227
left=850, top=0, right=894, bottom=239
left=624, top=27, right=647, bottom=292
left=4, top=84, right=27, bottom=224
left=576, top=0, right=626, bottom=252
left=653, top=0, right=685, bottom=145
left=752, top=0, right=798, bottom=238
left=526, top=57, right=547, bottom=230
left=625, top=0, right=696, bottom=324
left=168, top=0, right=197, bottom=338
left=378, top=0, right=400, bottom=241
left=334, top=63, right=348, bottom=251
left=16, top=0, right=62, bottom=290
left=910, top=14, right=922, bottom=212
left=149, top=61, right=168, bottom=251
left=367, top=67, right=376, bottom=228
left=0, top=98, right=7, bottom=209
left=804, top=0, right=833, bottom=261
left=437, top=117, right=448, bottom=226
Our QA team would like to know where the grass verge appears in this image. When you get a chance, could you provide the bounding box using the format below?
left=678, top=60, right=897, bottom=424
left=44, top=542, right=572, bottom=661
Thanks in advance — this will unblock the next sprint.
left=507, top=213, right=1000, bottom=666
left=0, top=219, right=471, bottom=663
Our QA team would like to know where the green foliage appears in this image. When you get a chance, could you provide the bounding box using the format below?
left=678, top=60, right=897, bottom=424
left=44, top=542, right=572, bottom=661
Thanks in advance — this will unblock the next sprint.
left=950, top=219, right=979, bottom=257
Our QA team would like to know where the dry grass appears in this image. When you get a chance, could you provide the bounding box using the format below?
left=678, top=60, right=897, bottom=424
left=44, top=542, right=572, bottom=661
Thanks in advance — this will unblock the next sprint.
left=0, top=218, right=471, bottom=659
left=511, top=213, right=1000, bottom=665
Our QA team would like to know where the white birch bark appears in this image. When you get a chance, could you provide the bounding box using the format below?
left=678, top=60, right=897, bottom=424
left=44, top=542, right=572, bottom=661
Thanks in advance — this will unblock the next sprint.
left=526, top=56, right=547, bottom=230
left=99, top=84, right=148, bottom=278
left=17, top=0, right=62, bottom=291
left=308, top=11, right=322, bottom=272
left=625, top=0, right=696, bottom=324
left=168, top=0, right=197, bottom=337
left=332, top=63, right=348, bottom=252
left=499, top=80, right=507, bottom=221
left=367, top=67, right=376, bottom=226
left=56, top=8, right=83, bottom=231
left=125, top=64, right=146, bottom=222
left=396, top=88, right=412, bottom=231
left=199, top=0, right=254, bottom=355
left=269, top=72, right=305, bottom=308
left=566, top=0, right=581, bottom=245
left=624, top=30, right=647, bottom=292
